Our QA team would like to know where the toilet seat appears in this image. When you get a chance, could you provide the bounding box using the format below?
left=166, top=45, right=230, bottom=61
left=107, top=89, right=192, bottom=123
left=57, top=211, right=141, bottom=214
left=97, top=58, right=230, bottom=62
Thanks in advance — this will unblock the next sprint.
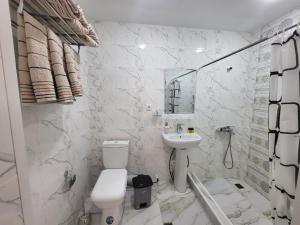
left=91, top=169, right=127, bottom=209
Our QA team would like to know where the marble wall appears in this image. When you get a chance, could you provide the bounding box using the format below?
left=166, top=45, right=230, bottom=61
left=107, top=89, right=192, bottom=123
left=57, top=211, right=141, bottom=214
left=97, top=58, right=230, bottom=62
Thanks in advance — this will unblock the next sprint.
left=190, top=51, right=255, bottom=180
left=0, top=156, right=23, bottom=225
left=245, top=8, right=300, bottom=198
left=17, top=20, right=253, bottom=225
left=0, top=26, right=24, bottom=224
left=0, top=65, right=24, bottom=225
left=21, top=49, right=93, bottom=225
left=83, top=22, right=256, bottom=185
left=21, top=13, right=300, bottom=224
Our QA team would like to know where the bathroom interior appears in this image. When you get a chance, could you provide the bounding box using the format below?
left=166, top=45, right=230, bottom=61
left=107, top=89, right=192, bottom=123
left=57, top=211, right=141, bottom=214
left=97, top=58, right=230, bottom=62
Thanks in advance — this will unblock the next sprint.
left=2, top=0, right=300, bottom=225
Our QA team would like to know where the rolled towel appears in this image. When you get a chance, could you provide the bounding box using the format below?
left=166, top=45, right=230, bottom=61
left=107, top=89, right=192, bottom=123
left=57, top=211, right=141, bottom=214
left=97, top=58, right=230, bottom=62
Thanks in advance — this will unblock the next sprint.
left=38, top=0, right=101, bottom=46
left=39, top=0, right=81, bottom=19
left=48, top=28, right=74, bottom=104
left=17, top=13, right=36, bottom=103
left=23, top=11, right=57, bottom=103
left=87, top=26, right=100, bottom=45
left=81, top=34, right=98, bottom=47
left=63, top=19, right=90, bottom=35
left=79, top=11, right=89, bottom=28
left=63, top=43, right=83, bottom=97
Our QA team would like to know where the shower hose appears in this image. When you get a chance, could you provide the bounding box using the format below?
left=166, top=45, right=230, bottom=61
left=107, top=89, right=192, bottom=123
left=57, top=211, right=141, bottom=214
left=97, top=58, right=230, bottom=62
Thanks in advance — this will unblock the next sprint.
left=223, top=131, right=233, bottom=169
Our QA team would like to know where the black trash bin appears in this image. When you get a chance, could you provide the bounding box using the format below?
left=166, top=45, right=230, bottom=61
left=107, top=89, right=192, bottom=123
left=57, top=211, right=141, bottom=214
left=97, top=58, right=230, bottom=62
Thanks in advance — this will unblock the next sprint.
left=132, top=174, right=153, bottom=209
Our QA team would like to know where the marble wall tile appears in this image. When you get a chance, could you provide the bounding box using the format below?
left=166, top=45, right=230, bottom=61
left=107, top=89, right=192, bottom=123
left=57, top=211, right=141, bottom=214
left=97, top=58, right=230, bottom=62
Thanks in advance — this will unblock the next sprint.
left=21, top=50, right=93, bottom=225
left=11, top=7, right=300, bottom=225
left=84, top=21, right=256, bottom=185
left=0, top=161, right=24, bottom=225
left=22, top=15, right=300, bottom=224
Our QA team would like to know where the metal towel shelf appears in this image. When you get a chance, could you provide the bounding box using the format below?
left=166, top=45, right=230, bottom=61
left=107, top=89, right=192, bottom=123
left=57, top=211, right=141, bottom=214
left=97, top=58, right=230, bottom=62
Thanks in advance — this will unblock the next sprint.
left=9, top=0, right=93, bottom=47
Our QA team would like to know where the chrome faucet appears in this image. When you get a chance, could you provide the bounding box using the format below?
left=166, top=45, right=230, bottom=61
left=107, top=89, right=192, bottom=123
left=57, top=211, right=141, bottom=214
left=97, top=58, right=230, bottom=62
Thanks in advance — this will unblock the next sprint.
left=176, top=123, right=184, bottom=134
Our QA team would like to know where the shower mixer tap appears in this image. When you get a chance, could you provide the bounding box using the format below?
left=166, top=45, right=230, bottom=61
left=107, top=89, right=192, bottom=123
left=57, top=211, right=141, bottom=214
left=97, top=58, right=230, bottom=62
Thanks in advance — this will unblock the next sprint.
left=216, top=126, right=235, bottom=169
left=216, top=126, right=234, bottom=134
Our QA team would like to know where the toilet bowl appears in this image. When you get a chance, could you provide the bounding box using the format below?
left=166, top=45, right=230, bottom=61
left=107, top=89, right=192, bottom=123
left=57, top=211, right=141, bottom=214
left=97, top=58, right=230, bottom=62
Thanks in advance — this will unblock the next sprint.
left=91, top=140, right=129, bottom=225
left=91, top=169, right=127, bottom=225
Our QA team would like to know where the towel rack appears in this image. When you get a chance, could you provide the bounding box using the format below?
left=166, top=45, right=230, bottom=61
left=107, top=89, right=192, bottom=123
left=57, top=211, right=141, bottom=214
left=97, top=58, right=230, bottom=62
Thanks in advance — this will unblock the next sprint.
left=9, top=0, right=92, bottom=46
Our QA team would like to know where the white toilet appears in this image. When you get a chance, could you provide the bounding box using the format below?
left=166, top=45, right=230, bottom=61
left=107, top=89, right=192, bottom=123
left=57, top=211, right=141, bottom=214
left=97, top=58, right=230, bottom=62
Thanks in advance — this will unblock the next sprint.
left=91, top=140, right=129, bottom=225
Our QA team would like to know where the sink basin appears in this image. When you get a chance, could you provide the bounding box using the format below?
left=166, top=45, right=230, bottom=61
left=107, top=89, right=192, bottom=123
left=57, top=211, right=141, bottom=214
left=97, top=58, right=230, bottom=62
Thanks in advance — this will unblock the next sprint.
left=162, top=133, right=202, bottom=149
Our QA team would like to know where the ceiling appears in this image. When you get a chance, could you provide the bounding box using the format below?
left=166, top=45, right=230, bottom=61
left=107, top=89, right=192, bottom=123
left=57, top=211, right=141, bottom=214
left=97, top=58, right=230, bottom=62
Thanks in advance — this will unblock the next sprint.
left=77, top=0, right=300, bottom=32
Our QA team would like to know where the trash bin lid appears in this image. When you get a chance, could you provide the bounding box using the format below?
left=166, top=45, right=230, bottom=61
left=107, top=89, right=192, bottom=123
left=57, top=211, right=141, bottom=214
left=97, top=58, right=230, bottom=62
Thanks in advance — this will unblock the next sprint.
left=132, top=175, right=153, bottom=188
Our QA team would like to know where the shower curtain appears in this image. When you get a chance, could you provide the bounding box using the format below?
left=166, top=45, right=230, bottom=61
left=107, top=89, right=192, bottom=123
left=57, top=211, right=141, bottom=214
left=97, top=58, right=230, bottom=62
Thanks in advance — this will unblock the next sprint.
left=269, top=31, right=300, bottom=225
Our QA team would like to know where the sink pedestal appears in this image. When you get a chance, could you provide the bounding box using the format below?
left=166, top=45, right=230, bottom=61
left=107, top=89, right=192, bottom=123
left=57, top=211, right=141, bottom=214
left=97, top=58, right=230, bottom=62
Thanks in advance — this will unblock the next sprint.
left=162, top=133, right=201, bottom=193
left=174, top=148, right=188, bottom=193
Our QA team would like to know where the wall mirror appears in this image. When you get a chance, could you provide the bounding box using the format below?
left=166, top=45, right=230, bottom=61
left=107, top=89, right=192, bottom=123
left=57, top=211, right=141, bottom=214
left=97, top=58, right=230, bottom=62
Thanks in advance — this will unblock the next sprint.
left=164, top=68, right=197, bottom=114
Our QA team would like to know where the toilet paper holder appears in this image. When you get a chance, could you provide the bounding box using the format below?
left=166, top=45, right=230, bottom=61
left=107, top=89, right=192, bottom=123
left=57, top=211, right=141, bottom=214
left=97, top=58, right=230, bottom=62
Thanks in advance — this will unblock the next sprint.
left=64, top=169, right=76, bottom=190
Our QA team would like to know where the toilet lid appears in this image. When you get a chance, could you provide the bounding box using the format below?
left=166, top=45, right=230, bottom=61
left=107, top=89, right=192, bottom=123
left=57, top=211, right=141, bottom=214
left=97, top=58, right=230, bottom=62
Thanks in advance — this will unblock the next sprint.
left=91, top=169, right=127, bottom=203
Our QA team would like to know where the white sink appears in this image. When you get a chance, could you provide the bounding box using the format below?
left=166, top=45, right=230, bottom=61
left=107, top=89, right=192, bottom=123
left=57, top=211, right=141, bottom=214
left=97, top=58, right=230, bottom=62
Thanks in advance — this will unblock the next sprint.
left=162, top=132, right=202, bottom=193
left=162, top=133, right=202, bottom=149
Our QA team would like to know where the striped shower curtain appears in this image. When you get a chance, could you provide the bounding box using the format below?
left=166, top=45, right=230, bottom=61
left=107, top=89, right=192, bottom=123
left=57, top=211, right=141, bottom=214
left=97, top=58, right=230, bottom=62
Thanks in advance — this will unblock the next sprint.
left=269, top=31, right=300, bottom=225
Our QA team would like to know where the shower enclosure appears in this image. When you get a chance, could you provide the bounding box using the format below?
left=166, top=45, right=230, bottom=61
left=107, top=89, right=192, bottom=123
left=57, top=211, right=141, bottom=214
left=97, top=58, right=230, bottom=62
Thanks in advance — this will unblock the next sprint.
left=189, top=47, right=272, bottom=225
left=163, top=14, right=300, bottom=225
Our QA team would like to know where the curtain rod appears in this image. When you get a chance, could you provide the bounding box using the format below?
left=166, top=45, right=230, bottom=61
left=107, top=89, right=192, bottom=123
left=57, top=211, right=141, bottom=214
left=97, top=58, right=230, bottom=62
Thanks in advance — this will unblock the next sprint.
left=174, top=22, right=299, bottom=80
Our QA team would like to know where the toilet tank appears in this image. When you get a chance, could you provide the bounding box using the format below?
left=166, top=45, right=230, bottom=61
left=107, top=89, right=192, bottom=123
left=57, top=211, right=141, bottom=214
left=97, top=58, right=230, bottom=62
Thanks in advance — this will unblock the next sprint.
left=102, top=140, right=129, bottom=169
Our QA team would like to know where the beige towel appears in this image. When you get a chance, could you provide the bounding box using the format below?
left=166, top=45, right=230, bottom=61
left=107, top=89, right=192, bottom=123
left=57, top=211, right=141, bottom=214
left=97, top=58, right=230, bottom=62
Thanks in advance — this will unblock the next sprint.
left=78, top=8, right=89, bottom=28
left=63, top=19, right=89, bottom=35
left=17, top=13, right=36, bottom=103
left=48, top=28, right=74, bottom=104
left=23, top=11, right=57, bottom=103
left=63, top=43, right=83, bottom=97
left=40, top=0, right=81, bottom=19
left=39, top=0, right=100, bottom=46
left=81, top=34, right=98, bottom=47
left=87, top=26, right=100, bottom=45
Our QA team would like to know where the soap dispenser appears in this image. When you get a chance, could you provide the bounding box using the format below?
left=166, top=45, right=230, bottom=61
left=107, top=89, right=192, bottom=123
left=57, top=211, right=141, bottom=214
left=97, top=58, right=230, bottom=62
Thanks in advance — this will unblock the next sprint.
left=164, top=121, right=171, bottom=133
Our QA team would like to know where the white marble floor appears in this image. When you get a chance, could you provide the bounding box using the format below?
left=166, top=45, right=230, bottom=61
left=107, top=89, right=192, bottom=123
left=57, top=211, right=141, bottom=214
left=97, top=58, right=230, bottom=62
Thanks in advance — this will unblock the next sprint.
left=90, top=178, right=271, bottom=225
left=156, top=181, right=214, bottom=225
left=90, top=188, right=163, bottom=225
left=90, top=181, right=215, bottom=225
left=120, top=189, right=163, bottom=225
left=203, top=178, right=272, bottom=225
